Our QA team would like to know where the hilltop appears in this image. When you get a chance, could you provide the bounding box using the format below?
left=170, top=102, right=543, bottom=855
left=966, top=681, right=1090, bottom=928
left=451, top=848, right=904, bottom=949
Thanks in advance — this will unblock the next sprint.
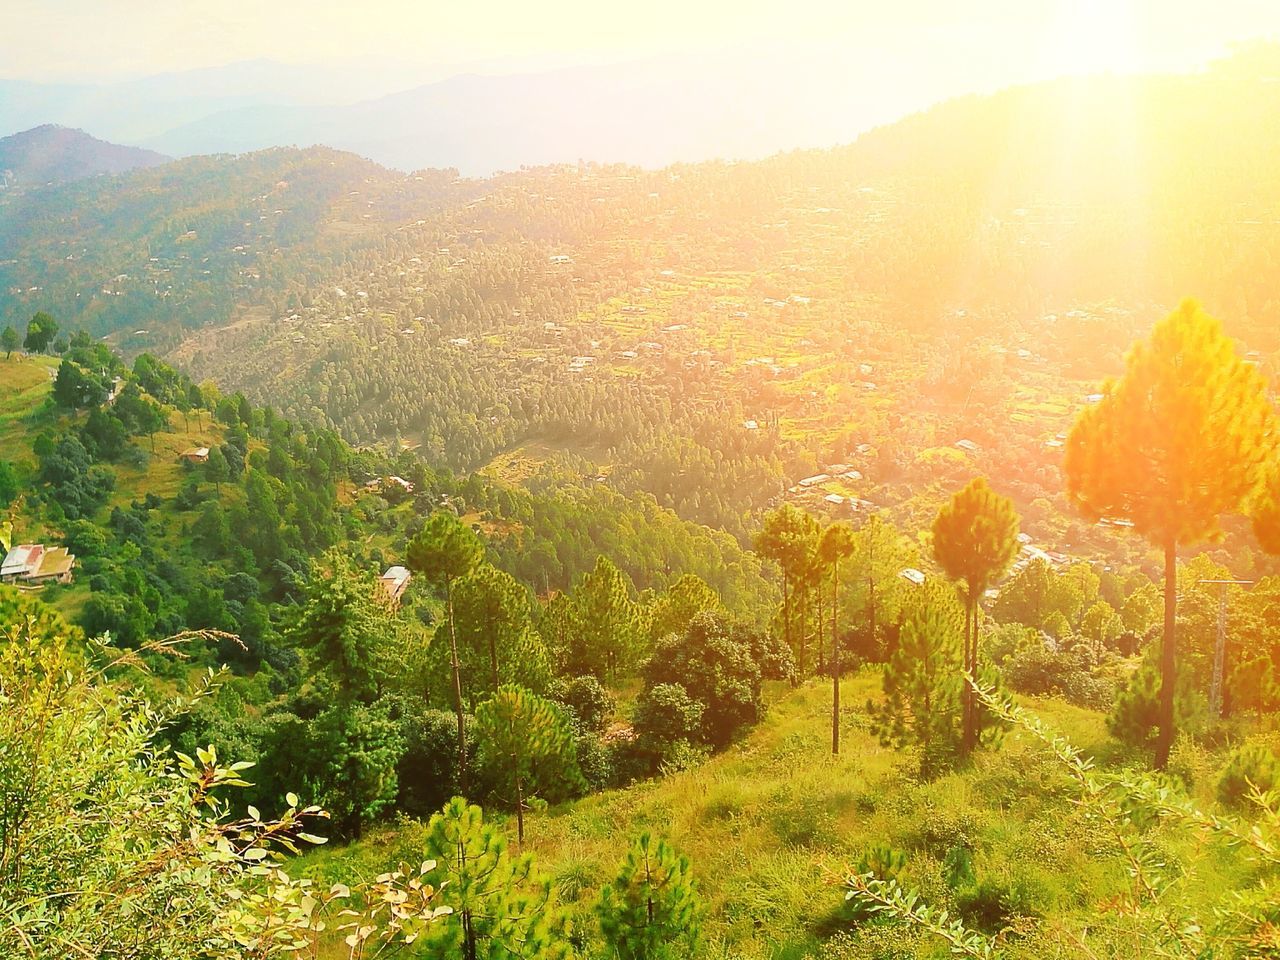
left=0, top=125, right=168, bottom=189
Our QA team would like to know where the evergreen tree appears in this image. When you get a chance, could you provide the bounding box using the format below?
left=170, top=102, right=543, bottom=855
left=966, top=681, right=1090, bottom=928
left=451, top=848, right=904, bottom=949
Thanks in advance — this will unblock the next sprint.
left=204, top=445, right=228, bottom=494
left=868, top=580, right=965, bottom=777
left=846, top=514, right=916, bottom=662
left=646, top=573, right=723, bottom=644
left=597, top=833, right=702, bottom=960
left=932, top=477, right=1019, bottom=756
left=474, top=684, right=583, bottom=843
left=568, top=556, right=639, bottom=680
left=1253, top=459, right=1280, bottom=556
left=755, top=503, right=820, bottom=680
left=288, top=551, right=394, bottom=703
left=449, top=563, right=550, bottom=698
left=1, top=325, right=17, bottom=358
left=421, top=797, right=569, bottom=959
left=1066, top=299, right=1273, bottom=769
left=407, top=512, right=484, bottom=792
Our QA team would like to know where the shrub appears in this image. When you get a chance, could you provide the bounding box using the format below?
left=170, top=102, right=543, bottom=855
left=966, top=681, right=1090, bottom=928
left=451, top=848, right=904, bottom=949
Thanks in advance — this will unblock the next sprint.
left=643, top=612, right=764, bottom=747
left=633, top=683, right=704, bottom=759
left=1217, top=742, right=1280, bottom=810
left=549, top=674, right=615, bottom=733
left=396, top=705, right=471, bottom=817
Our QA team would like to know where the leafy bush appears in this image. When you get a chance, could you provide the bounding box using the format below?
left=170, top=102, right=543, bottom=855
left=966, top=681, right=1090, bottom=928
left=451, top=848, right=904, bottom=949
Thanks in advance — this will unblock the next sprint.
left=1004, top=641, right=1114, bottom=710
left=633, top=682, right=705, bottom=760
left=1217, top=742, right=1280, bottom=810
left=396, top=704, right=471, bottom=817
left=644, top=611, right=764, bottom=748
left=549, top=674, right=615, bottom=733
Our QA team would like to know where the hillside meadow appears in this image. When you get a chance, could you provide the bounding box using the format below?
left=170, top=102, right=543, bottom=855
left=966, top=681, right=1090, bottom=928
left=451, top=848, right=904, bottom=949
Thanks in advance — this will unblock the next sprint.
left=291, top=670, right=1256, bottom=960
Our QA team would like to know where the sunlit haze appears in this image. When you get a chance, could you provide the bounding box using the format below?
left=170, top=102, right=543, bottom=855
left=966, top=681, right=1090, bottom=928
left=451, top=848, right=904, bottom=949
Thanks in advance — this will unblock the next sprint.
left=6, top=0, right=1279, bottom=90
left=8, top=2, right=1280, bottom=957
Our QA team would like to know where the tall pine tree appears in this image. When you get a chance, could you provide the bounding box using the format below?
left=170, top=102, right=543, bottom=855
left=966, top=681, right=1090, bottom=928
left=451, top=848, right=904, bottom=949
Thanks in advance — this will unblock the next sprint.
left=931, top=478, right=1019, bottom=756
left=1066, top=299, right=1273, bottom=769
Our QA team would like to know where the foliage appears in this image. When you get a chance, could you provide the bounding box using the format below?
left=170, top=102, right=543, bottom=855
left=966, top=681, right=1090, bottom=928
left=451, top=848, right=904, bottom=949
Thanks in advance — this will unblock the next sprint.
left=419, top=797, right=570, bottom=959
left=1216, top=742, right=1280, bottom=810
left=632, top=683, right=706, bottom=763
left=596, top=833, right=702, bottom=960
left=549, top=674, right=615, bottom=733
left=642, top=611, right=765, bottom=748
left=475, top=684, right=585, bottom=841
left=1066, top=299, right=1275, bottom=768
left=0, top=617, right=458, bottom=959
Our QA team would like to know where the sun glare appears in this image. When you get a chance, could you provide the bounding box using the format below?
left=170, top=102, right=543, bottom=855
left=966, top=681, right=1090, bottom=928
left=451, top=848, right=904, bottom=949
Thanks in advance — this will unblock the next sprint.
left=1044, top=0, right=1142, bottom=77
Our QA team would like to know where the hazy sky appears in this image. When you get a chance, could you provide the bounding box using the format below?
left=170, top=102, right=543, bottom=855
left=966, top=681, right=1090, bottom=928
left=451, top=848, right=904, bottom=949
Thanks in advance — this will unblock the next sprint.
left=6, top=0, right=1280, bottom=89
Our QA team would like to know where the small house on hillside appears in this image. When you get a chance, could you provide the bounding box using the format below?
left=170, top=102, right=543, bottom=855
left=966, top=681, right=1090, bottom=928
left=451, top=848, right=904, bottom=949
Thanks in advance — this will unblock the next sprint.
left=899, top=567, right=926, bottom=587
left=180, top=447, right=210, bottom=464
left=379, top=565, right=411, bottom=604
left=1, top=543, right=76, bottom=585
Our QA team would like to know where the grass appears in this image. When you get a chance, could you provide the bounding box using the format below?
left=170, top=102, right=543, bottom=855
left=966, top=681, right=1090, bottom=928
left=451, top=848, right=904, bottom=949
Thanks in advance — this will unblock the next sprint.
left=0, top=354, right=58, bottom=463
left=293, top=670, right=1238, bottom=959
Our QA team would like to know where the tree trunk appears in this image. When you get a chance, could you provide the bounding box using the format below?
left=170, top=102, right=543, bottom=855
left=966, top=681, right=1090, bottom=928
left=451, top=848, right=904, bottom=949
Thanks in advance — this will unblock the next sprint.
left=1155, top=541, right=1178, bottom=771
left=816, top=576, right=825, bottom=674
left=868, top=576, right=878, bottom=660
left=446, top=578, right=469, bottom=793
left=832, top=558, right=840, bottom=755
left=489, top=632, right=500, bottom=692
left=515, top=770, right=525, bottom=845
left=961, top=598, right=975, bottom=756
left=782, top=572, right=795, bottom=687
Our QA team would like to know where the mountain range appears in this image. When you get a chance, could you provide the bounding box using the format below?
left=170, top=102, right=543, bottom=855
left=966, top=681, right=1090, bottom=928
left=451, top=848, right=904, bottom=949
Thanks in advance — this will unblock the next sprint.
left=0, top=47, right=1063, bottom=175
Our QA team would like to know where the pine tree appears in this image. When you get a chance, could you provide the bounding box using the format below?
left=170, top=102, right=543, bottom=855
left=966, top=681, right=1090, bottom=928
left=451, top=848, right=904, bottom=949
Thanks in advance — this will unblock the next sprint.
left=474, top=685, right=583, bottom=843
left=931, top=477, right=1019, bottom=756
left=1066, top=299, right=1273, bottom=769
left=407, top=511, right=484, bottom=793
left=1252, top=459, right=1280, bottom=555
left=568, top=556, right=638, bottom=680
left=1, top=325, right=17, bottom=359
left=447, top=563, right=551, bottom=699
left=755, top=503, right=820, bottom=680
left=819, top=522, right=855, bottom=754
left=422, top=797, right=569, bottom=959
left=597, top=833, right=702, bottom=960
left=869, top=580, right=965, bottom=777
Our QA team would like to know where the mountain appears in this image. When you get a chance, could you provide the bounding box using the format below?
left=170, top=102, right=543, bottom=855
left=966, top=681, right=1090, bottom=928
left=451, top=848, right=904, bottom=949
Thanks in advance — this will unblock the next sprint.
left=2, top=45, right=1022, bottom=175
left=137, top=53, right=934, bottom=174
left=0, top=125, right=168, bottom=188
left=6, top=54, right=1280, bottom=561
left=0, top=61, right=408, bottom=147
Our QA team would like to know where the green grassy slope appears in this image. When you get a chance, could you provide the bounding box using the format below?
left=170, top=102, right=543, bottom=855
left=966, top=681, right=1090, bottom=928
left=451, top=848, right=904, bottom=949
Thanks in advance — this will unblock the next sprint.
left=293, top=670, right=1245, bottom=959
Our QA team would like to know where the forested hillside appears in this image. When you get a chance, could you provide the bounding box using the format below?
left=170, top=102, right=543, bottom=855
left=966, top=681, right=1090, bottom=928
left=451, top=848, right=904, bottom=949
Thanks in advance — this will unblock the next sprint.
left=10, top=41, right=1280, bottom=960
left=7, top=54, right=1280, bottom=556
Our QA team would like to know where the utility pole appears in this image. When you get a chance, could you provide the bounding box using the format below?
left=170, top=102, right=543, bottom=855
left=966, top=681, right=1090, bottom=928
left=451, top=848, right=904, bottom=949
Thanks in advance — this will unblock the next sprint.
left=1199, top=578, right=1253, bottom=718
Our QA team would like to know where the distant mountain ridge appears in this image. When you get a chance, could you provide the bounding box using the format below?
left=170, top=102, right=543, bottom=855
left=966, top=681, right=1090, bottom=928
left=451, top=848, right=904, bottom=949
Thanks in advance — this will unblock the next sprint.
left=0, top=125, right=169, bottom=188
